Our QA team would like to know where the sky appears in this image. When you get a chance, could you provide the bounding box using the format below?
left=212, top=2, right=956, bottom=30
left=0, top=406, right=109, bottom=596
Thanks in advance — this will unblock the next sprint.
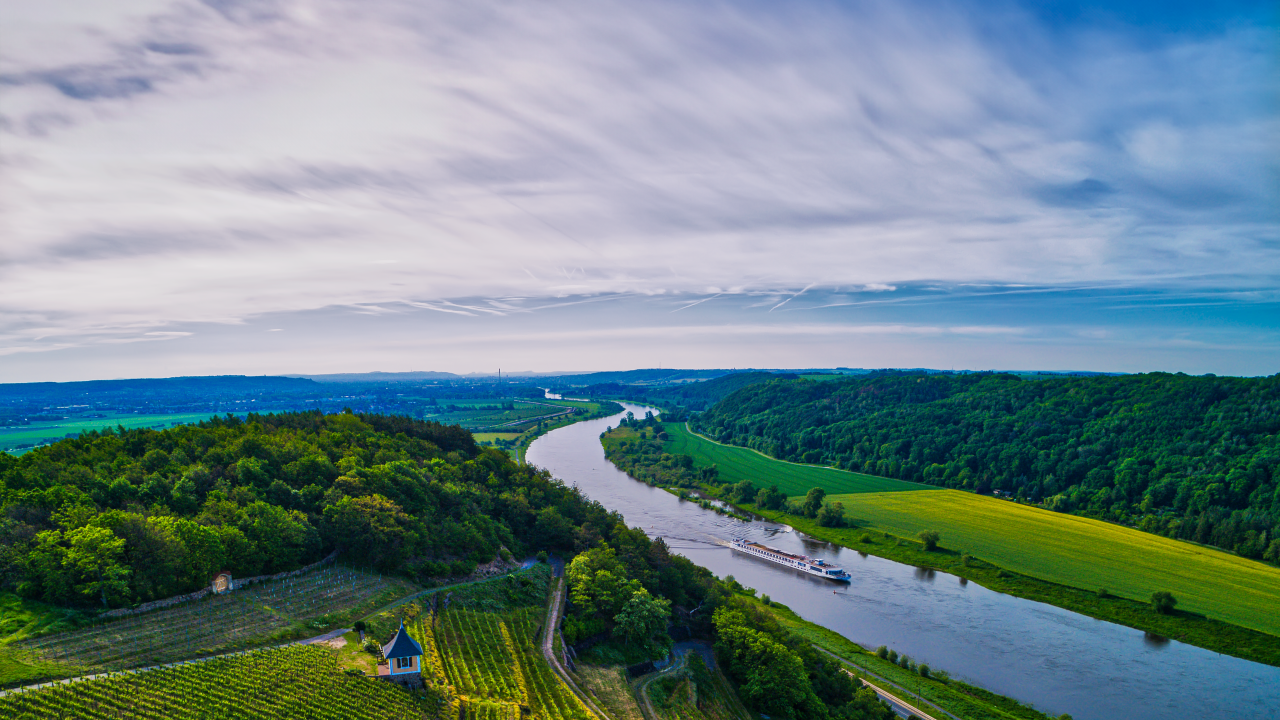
left=1, top=0, right=1276, bottom=382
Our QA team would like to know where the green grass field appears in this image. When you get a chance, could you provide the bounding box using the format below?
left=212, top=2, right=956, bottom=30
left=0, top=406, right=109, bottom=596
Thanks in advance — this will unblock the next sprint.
left=825, top=489, right=1280, bottom=636
left=663, top=423, right=928, bottom=496
left=0, top=413, right=220, bottom=454
left=473, top=432, right=522, bottom=443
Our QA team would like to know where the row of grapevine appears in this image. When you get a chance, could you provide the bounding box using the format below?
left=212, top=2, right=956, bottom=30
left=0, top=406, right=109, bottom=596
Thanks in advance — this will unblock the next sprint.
left=414, top=600, right=594, bottom=720
left=459, top=698, right=521, bottom=720
left=0, top=646, right=434, bottom=720
left=505, top=608, right=594, bottom=720
left=436, top=610, right=523, bottom=703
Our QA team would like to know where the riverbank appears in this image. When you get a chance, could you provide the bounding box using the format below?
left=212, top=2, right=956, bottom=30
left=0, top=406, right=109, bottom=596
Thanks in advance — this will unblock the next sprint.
left=739, top=505, right=1280, bottom=667
left=509, top=399, right=622, bottom=463
left=604, top=417, right=1280, bottom=667
left=749, top=597, right=1058, bottom=720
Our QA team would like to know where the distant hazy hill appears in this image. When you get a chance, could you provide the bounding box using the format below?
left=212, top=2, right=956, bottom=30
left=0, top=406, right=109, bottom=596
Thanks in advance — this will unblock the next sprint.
left=289, top=371, right=462, bottom=382
left=0, top=375, right=318, bottom=402
left=548, top=368, right=736, bottom=386
left=572, top=371, right=798, bottom=411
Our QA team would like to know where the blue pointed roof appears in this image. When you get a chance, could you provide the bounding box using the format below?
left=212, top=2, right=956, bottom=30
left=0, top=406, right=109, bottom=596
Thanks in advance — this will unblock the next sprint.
left=382, top=622, right=423, bottom=660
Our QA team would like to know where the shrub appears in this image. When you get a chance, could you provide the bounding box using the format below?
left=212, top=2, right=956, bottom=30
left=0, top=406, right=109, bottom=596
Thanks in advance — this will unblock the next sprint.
left=353, top=620, right=366, bottom=634
left=817, top=502, right=846, bottom=528
left=1097, top=588, right=1112, bottom=599
left=887, top=650, right=898, bottom=663
left=1151, top=591, right=1178, bottom=615
left=761, top=594, right=772, bottom=606
left=916, top=530, right=941, bottom=551
left=919, top=664, right=931, bottom=678
left=960, top=553, right=974, bottom=567
left=536, top=550, right=548, bottom=563
left=859, top=533, right=873, bottom=543
left=875, top=646, right=889, bottom=659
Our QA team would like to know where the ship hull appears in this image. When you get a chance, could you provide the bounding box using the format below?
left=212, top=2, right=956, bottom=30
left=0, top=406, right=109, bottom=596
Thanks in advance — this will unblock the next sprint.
left=730, top=542, right=851, bottom=582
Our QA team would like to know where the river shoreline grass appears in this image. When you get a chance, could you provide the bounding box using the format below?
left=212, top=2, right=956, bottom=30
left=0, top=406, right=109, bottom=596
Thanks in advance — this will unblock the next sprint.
left=746, top=597, right=1059, bottom=720
left=729, top=502, right=1280, bottom=667
left=514, top=399, right=622, bottom=463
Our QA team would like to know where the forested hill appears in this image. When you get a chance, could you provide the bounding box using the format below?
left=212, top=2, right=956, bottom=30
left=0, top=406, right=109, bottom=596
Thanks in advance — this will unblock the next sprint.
left=0, top=411, right=623, bottom=608
left=693, top=373, right=1280, bottom=563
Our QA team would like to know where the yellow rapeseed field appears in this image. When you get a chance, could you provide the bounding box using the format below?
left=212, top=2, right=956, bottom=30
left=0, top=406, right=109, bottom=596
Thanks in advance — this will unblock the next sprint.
left=826, top=489, right=1280, bottom=636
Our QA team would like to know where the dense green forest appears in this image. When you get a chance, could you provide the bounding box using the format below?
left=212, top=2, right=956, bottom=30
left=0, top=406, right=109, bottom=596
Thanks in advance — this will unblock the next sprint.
left=0, top=410, right=627, bottom=607
left=693, top=372, right=1280, bottom=563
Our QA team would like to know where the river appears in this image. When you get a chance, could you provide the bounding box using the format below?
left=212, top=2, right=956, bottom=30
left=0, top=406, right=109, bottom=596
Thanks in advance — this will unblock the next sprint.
left=527, top=403, right=1280, bottom=720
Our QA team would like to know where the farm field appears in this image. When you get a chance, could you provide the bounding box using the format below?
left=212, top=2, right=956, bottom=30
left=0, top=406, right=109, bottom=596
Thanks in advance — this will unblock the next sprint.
left=0, top=412, right=219, bottom=454
left=423, top=400, right=597, bottom=433
left=826, top=489, right=1280, bottom=636
left=13, top=566, right=412, bottom=676
left=473, top=432, right=522, bottom=444
left=663, top=422, right=929, bottom=496
left=0, top=645, right=436, bottom=720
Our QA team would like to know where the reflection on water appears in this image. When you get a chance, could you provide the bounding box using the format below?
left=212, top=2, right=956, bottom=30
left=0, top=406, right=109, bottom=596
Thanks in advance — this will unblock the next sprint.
left=1143, top=633, right=1171, bottom=649
left=527, top=403, right=1280, bottom=720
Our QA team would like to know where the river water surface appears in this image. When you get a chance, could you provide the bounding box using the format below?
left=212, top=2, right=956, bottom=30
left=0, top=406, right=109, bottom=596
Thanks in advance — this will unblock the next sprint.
left=527, top=403, right=1280, bottom=720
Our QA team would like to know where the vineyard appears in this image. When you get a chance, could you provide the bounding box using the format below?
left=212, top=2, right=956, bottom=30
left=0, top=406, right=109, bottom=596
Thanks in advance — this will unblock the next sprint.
left=4, top=564, right=604, bottom=720
left=17, top=566, right=411, bottom=672
left=359, top=564, right=592, bottom=720
left=415, top=605, right=594, bottom=720
left=0, top=645, right=438, bottom=719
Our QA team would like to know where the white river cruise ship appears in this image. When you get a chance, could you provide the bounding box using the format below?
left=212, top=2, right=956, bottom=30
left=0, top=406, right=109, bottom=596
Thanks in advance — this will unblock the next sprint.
left=730, top=538, right=851, bottom=582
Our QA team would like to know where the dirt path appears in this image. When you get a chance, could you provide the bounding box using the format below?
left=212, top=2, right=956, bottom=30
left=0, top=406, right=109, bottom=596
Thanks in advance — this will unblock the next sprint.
left=541, top=575, right=611, bottom=719
left=632, top=651, right=686, bottom=720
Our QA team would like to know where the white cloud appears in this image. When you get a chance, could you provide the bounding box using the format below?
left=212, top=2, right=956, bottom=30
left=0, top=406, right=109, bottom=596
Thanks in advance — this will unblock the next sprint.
left=0, top=0, right=1274, bottom=372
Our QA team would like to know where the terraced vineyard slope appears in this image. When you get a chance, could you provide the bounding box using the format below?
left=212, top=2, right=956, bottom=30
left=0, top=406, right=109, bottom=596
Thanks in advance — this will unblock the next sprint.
left=372, top=565, right=595, bottom=720
left=0, top=645, right=435, bottom=720
left=14, top=566, right=410, bottom=673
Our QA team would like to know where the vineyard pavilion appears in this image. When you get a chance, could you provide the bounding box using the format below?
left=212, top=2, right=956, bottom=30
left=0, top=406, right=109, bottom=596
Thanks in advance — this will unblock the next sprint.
left=380, top=622, right=423, bottom=680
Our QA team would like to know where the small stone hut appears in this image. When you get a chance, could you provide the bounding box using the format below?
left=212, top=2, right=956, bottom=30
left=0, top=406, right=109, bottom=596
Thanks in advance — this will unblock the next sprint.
left=211, top=571, right=234, bottom=594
